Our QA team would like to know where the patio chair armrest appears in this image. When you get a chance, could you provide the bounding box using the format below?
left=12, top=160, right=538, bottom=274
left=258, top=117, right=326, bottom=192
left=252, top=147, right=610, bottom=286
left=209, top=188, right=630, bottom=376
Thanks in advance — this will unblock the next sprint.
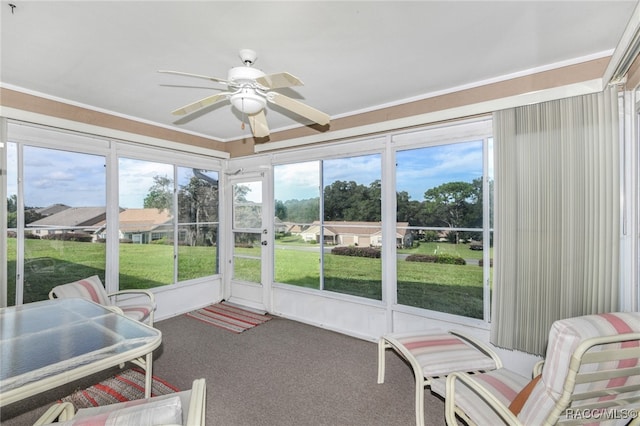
left=449, top=330, right=503, bottom=369
left=186, top=378, right=207, bottom=425
left=105, top=305, right=125, bottom=315
left=445, top=372, right=522, bottom=426
left=33, top=402, right=76, bottom=425
left=108, top=289, right=156, bottom=308
left=532, top=360, right=544, bottom=377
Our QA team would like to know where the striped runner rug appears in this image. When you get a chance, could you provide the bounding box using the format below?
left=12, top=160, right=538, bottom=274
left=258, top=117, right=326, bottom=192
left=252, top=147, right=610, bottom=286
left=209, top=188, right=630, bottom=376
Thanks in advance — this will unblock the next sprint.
left=60, top=368, right=178, bottom=409
left=185, top=301, right=272, bottom=333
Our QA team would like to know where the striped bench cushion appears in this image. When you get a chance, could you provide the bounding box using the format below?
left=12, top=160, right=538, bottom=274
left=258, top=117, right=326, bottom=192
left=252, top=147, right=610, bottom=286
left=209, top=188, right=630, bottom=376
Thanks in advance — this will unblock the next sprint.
left=391, top=332, right=498, bottom=377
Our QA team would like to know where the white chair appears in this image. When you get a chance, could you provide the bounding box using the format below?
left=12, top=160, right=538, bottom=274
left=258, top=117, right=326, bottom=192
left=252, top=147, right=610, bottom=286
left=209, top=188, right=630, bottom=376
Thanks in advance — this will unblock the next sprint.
left=34, top=378, right=206, bottom=426
left=430, top=312, right=640, bottom=426
left=49, top=275, right=156, bottom=326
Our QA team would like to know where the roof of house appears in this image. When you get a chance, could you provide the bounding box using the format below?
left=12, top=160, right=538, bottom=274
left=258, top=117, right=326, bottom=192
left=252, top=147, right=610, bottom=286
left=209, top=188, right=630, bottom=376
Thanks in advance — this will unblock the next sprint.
left=34, top=204, right=71, bottom=216
left=118, top=208, right=173, bottom=233
left=28, top=206, right=106, bottom=228
left=305, top=221, right=411, bottom=236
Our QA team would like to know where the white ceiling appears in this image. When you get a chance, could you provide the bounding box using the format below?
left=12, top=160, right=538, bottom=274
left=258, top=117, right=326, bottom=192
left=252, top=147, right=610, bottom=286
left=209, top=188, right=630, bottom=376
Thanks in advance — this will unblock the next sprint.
left=1, top=1, right=637, bottom=142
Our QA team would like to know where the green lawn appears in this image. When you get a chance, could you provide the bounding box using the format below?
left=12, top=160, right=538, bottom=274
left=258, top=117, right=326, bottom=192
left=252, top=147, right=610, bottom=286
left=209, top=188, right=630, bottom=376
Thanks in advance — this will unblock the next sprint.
left=7, top=238, right=487, bottom=318
left=398, top=240, right=492, bottom=260
left=7, top=238, right=216, bottom=303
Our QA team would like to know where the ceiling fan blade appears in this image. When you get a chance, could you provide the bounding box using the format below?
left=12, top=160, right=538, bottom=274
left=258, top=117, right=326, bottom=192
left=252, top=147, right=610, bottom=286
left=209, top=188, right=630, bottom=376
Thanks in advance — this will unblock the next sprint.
left=255, top=72, right=303, bottom=89
left=171, top=92, right=231, bottom=116
left=158, top=70, right=229, bottom=85
left=267, top=92, right=330, bottom=126
left=248, top=110, right=270, bottom=138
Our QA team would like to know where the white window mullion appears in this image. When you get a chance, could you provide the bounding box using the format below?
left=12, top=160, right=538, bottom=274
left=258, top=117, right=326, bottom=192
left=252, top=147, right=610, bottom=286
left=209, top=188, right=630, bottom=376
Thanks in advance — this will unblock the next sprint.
left=105, top=141, right=119, bottom=293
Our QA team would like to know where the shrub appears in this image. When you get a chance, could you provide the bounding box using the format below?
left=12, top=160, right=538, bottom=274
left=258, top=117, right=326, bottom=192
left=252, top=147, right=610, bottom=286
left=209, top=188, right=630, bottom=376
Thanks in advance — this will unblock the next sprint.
left=478, top=258, right=493, bottom=267
left=331, top=246, right=381, bottom=258
left=41, top=232, right=92, bottom=242
left=406, top=254, right=438, bottom=263
left=151, top=237, right=171, bottom=245
left=422, top=230, right=438, bottom=242
left=436, top=253, right=466, bottom=265
left=235, top=243, right=254, bottom=249
left=406, top=253, right=466, bottom=265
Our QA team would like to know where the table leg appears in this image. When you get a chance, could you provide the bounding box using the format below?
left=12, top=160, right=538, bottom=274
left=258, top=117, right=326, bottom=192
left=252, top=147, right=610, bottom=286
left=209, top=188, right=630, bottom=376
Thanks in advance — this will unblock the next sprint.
left=144, top=352, right=153, bottom=398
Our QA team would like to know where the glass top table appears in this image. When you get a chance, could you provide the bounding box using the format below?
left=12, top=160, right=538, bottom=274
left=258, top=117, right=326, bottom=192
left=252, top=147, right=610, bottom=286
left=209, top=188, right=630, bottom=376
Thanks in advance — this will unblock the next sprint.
left=0, top=298, right=162, bottom=407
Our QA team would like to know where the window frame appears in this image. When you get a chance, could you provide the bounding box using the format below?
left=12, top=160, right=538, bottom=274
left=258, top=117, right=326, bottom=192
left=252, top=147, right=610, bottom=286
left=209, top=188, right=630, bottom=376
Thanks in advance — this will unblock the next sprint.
left=271, top=118, right=494, bottom=323
left=3, top=120, right=223, bottom=305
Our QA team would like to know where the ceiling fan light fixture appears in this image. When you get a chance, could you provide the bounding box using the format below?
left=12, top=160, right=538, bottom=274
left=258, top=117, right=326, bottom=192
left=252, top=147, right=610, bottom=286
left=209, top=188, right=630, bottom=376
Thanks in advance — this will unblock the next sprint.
left=230, top=89, right=266, bottom=115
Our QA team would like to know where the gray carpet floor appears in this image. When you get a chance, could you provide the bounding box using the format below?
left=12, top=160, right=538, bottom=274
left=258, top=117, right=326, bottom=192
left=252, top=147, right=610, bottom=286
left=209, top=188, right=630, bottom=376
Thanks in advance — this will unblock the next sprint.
left=1, top=313, right=446, bottom=425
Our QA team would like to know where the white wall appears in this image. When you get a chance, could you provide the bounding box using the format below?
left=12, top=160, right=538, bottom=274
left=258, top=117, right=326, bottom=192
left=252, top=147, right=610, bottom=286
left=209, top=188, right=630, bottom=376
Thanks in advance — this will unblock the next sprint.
left=271, top=284, right=542, bottom=376
left=154, top=276, right=223, bottom=321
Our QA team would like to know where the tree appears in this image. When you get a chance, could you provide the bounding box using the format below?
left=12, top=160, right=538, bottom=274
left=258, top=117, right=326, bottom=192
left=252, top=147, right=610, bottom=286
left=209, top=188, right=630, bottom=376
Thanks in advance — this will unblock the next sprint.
left=6, top=196, right=44, bottom=229
left=275, top=200, right=287, bottom=220
left=7, top=194, right=17, bottom=213
left=281, top=198, right=320, bottom=223
left=396, top=191, right=426, bottom=226
left=178, top=170, right=219, bottom=246
left=7, top=195, right=17, bottom=229
left=143, top=175, right=173, bottom=210
left=323, top=180, right=380, bottom=221
left=423, top=181, right=480, bottom=243
left=233, top=184, right=260, bottom=231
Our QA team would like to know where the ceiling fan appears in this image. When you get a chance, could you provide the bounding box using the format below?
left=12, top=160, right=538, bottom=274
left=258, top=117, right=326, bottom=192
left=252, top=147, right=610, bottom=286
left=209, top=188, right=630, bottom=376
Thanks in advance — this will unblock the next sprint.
left=159, top=49, right=330, bottom=138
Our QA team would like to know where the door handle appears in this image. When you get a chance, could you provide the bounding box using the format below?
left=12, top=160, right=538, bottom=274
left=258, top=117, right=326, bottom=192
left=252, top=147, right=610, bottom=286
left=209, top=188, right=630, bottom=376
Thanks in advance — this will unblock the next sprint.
left=261, top=240, right=268, bottom=246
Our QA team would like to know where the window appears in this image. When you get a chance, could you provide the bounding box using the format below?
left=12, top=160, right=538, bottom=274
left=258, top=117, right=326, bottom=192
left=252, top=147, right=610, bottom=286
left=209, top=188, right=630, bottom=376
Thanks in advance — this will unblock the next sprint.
left=7, top=140, right=107, bottom=304
left=5, top=122, right=221, bottom=305
left=273, top=120, right=492, bottom=320
left=6, top=141, right=17, bottom=305
left=177, top=167, right=219, bottom=282
left=274, top=161, right=320, bottom=289
left=118, top=159, right=220, bottom=288
left=119, top=158, right=175, bottom=288
left=274, top=154, right=382, bottom=300
left=232, top=180, right=262, bottom=283
left=395, top=137, right=492, bottom=319
left=322, top=155, right=382, bottom=299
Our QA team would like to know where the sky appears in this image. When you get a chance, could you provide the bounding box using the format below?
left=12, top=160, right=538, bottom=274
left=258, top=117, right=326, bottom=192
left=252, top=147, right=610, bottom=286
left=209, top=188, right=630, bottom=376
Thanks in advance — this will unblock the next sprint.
left=7, top=139, right=488, bottom=209
left=274, top=140, right=487, bottom=202
left=6, top=144, right=216, bottom=209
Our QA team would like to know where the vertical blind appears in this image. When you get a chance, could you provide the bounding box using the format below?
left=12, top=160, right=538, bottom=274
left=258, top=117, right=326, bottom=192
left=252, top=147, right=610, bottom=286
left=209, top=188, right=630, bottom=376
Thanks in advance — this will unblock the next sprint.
left=491, top=87, right=620, bottom=355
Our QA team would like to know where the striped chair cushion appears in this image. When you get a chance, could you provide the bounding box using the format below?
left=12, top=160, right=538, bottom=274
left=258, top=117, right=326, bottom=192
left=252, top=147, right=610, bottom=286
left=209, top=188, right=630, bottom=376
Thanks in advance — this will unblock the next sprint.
left=61, top=394, right=183, bottom=425
left=50, top=275, right=110, bottom=305
left=431, top=369, right=530, bottom=425
left=392, top=332, right=498, bottom=377
left=51, top=275, right=153, bottom=323
left=539, top=312, right=640, bottom=399
left=519, top=312, right=640, bottom=425
left=119, top=304, right=153, bottom=322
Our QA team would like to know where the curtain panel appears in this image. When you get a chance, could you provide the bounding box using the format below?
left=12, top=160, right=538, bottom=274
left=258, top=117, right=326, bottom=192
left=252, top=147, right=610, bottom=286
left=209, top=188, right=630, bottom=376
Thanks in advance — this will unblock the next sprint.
left=491, top=87, right=620, bottom=355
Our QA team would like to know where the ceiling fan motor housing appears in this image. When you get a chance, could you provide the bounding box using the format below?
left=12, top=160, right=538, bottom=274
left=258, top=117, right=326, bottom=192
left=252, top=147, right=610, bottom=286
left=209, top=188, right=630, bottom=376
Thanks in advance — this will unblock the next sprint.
left=228, top=66, right=268, bottom=114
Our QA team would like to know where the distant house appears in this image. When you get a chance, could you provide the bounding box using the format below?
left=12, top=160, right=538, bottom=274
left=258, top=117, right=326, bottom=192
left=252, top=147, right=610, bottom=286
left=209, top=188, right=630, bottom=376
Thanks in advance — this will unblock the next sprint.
left=297, top=221, right=412, bottom=248
left=118, top=208, right=173, bottom=244
left=285, top=223, right=306, bottom=234
left=27, top=206, right=107, bottom=239
left=34, top=203, right=71, bottom=217
left=274, top=217, right=288, bottom=234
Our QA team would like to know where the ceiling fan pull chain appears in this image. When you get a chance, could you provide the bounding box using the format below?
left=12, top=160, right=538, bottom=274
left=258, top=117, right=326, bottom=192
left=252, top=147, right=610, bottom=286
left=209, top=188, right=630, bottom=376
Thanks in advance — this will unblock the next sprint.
left=241, top=97, right=246, bottom=130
